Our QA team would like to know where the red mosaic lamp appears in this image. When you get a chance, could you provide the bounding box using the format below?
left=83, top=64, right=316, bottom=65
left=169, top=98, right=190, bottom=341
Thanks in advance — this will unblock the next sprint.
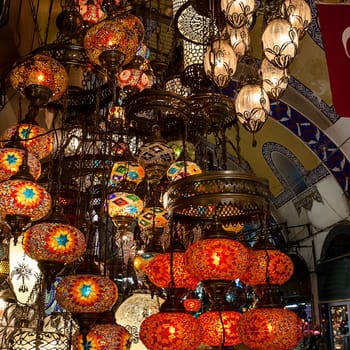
left=22, top=204, right=87, bottom=289
left=55, top=255, right=118, bottom=342
left=183, top=296, right=201, bottom=313
left=75, top=311, right=131, bottom=350
left=184, top=221, right=249, bottom=282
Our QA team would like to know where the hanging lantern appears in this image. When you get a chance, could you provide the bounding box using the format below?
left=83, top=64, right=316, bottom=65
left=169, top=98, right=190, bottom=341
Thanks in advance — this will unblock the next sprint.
left=143, top=252, right=199, bottom=290
left=10, top=54, right=68, bottom=105
left=138, top=207, right=168, bottom=232
left=110, top=161, right=145, bottom=187
left=261, top=57, right=289, bottom=100
left=75, top=311, right=131, bottom=350
left=2, top=123, right=53, bottom=160
left=115, top=293, right=165, bottom=350
left=79, top=0, right=106, bottom=24
left=0, top=147, right=41, bottom=182
left=167, top=161, right=202, bottom=182
left=137, top=127, right=176, bottom=185
left=108, top=105, right=126, bottom=125
left=235, top=82, right=270, bottom=136
left=282, top=0, right=312, bottom=39
left=184, top=223, right=249, bottom=282
left=183, top=297, right=201, bottom=313
left=203, top=36, right=238, bottom=88
left=262, top=18, right=299, bottom=69
left=198, top=310, right=242, bottom=347
left=238, top=308, right=303, bottom=350
left=221, top=0, right=256, bottom=28
left=9, top=330, right=69, bottom=350
left=227, top=25, right=251, bottom=58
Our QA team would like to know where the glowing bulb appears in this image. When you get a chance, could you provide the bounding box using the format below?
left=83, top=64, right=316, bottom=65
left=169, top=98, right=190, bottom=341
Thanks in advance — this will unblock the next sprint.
left=267, top=323, right=273, bottom=333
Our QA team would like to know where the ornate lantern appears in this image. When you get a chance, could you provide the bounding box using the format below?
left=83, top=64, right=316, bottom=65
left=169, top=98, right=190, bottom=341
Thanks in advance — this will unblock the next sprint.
left=110, top=161, right=145, bottom=187
left=10, top=54, right=68, bottom=105
left=143, top=252, right=199, bottom=290
left=221, top=0, right=256, bottom=28
left=227, top=25, right=251, bottom=58
left=167, top=161, right=202, bottom=182
left=261, top=57, right=289, bottom=100
left=2, top=123, right=53, bottom=160
left=235, top=82, right=270, bottom=138
left=238, top=308, right=303, bottom=350
left=79, top=0, right=106, bottom=24
left=203, top=36, right=238, bottom=88
left=262, top=18, right=299, bottom=69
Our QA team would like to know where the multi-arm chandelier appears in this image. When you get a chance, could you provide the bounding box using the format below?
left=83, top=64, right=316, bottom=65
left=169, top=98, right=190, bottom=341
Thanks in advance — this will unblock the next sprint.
left=0, top=0, right=313, bottom=349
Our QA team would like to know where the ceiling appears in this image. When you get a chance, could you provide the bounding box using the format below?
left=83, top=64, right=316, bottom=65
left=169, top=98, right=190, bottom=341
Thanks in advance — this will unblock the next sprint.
left=0, top=0, right=349, bottom=256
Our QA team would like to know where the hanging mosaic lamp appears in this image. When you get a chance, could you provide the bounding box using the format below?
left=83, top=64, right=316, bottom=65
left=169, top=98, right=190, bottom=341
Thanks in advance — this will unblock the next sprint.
left=22, top=204, right=87, bottom=289
left=183, top=292, right=201, bottom=313
left=137, top=126, right=176, bottom=185
left=79, top=0, right=106, bottom=24
left=10, top=53, right=68, bottom=105
left=238, top=307, right=303, bottom=350
left=1, top=122, right=53, bottom=160
left=0, top=164, right=52, bottom=244
left=184, top=222, right=249, bottom=282
left=55, top=255, right=118, bottom=340
left=140, top=295, right=201, bottom=350
left=75, top=311, right=131, bottom=350
left=167, top=160, right=202, bottom=182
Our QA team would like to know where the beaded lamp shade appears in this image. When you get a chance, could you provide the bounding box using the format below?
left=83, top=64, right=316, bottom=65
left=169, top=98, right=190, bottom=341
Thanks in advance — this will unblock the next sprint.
left=238, top=308, right=304, bottom=350
left=23, top=222, right=86, bottom=264
left=55, top=274, right=118, bottom=313
left=0, top=148, right=41, bottom=182
left=110, top=161, right=145, bottom=186
left=75, top=323, right=132, bottom=350
left=143, top=252, right=199, bottom=290
left=167, top=161, right=202, bottom=182
left=198, top=310, right=242, bottom=347
left=184, top=237, right=249, bottom=281
left=0, top=179, right=52, bottom=221
left=10, top=54, right=68, bottom=103
left=241, top=248, right=294, bottom=286
left=1, top=124, right=53, bottom=160
left=140, top=312, right=201, bottom=350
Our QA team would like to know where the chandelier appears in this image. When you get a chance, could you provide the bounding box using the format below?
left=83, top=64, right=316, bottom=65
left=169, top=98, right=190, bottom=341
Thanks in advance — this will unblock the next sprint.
left=0, top=0, right=313, bottom=349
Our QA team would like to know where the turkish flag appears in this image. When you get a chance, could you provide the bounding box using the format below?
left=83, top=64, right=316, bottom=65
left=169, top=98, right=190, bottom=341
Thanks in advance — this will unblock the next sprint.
left=317, top=3, right=350, bottom=117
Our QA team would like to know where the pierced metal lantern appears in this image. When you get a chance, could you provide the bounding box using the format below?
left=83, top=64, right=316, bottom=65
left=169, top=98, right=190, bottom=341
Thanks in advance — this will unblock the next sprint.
left=235, top=83, right=270, bottom=134
left=262, top=18, right=299, bottom=69
left=2, top=123, right=53, bottom=160
left=198, top=310, right=242, bottom=347
left=140, top=312, right=201, bottom=350
left=221, top=0, right=256, bottom=28
left=238, top=308, right=304, bottom=350
left=143, top=252, right=199, bottom=290
left=75, top=323, right=131, bottom=350
left=10, top=54, right=68, bottom=104
left=23, top=222, right=86, bottom=264
left=0, top=148, right=41, bottom=182
left=203, top=37, right=238, bottom=88
left=9, top=330, right=69, bottom=350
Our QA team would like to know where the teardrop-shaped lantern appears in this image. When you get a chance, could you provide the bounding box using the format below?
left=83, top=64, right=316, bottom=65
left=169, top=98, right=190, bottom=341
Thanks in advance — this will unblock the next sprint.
left=221, top=0, right=256, bottom=28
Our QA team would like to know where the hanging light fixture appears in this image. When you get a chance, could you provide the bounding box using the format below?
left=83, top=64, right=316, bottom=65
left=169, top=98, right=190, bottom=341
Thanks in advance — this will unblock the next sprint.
left=221, top=0, right=257, bottom=28
left=227, top=25, right=251, bottom=58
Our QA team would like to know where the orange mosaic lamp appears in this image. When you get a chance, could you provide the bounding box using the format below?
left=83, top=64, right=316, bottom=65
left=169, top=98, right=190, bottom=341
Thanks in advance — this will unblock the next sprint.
left=183, top=297, right=201, bottom=313
left=167, top=160, right=202, bottom=182
left=198, top=310, right=242, bottom=348
left=143, top=252, right=199, bottom=290
left=238, top=307, right=304, bottom=350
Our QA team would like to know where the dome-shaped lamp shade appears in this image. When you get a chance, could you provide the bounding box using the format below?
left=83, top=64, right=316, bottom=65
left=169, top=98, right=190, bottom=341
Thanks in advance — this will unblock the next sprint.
left=138, top=207, right=168, bottom=231
left=184, top=238, right=249, bottom=281
left=262, top=18, right=299, bottom=69
left=107, top=192, right=144, bottom=219
left=204, top=37, right=237, bottom=88
left=261, top=58, right=289, bottom=100
left=110, top=161, right=145, bottom=186
left=221, top=0, right=256, bottom=28
left=2, top=124, right=53, bottom=160
left=238, top=308, right=304, bottom=350
left=167, top=161, right=202, bottom=182
left=241, top=249, right=294, bottom=286
left=198, top=310, right=242, bottom=347
left=144, top=252, right=199, bottom=290
left=9, top=331, right=68, bottom=349
left=0, top=148, right=41, bottom=182
left=0, top=179, right=51, bottom=221
left=55, top=274, right=118, bottom=313
left=10, top=54, right=68, bottom=103
left=282, top=0, right=312, bottom=39
left=75, top=323, right=131, bottom=350
left=140, top=312, right=201, bottom=350
left=23, top=222, right=86, bottom=264
left=183, top=298, right=201, bottom=313
left=235, top=83, right=270, bottom=134
left=83, top=19, right=140, bottom=68
left=228, top=25, right=251, bottom=58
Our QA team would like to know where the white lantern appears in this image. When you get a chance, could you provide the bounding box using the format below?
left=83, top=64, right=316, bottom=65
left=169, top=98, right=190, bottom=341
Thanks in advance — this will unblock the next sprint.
left=227, top=25, right=251, bottom=58
left=221, top=0, right=256, bottom=28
